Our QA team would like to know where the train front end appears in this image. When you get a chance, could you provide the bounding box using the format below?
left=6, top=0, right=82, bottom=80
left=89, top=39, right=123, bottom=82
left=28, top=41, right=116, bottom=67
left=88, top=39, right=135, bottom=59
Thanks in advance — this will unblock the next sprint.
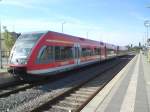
left=8, top=32, right=44, bottom=79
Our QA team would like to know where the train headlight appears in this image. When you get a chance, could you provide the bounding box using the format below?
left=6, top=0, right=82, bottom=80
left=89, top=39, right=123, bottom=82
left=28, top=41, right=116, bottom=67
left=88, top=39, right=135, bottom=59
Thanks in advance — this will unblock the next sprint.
left=16, top=58, right=27, bottom=64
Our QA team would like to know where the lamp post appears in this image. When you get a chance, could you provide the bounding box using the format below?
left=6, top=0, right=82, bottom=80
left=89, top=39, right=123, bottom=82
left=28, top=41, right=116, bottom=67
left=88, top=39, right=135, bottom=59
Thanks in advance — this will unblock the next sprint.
left=0, top=0, right=3, bottom=69
left=144, top=20, right=150, bottom=47
left=62, top=22, right=66, bottom=33
left=0, top=21, right=2, bottom=68
left=86, top=32, right=88, bottom=39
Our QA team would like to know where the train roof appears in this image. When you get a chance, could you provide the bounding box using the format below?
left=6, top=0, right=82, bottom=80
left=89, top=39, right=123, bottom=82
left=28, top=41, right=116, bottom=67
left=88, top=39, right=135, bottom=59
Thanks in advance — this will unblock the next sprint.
left=20, top=30, right=109, bottom=46
left=47, top=31, right=107, bottom=45
left=21, top=31, right=48, bottom=35
left=20, top=30, right=126, bottom=50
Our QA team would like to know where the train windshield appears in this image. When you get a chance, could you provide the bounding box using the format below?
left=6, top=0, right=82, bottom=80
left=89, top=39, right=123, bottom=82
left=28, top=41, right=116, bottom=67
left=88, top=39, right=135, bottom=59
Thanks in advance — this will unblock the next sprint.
left=13, top=40, right=35, bottom=56
left=10, top=33, right=44, bottom=64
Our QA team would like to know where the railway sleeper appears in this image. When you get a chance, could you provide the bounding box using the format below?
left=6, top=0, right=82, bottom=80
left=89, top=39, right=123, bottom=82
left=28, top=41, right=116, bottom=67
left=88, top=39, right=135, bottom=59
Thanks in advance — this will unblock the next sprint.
left=78, top=88, right=99, bottom=93
left=53, top=102, right=78, bottom=110
left=74, top=90, right=93, bottom=95
left=66, top=96, right=87, bottom=102
left=78, top=88, right=97, bottom=92
left=59, top=100, right=82, bottom=106
left=83, top=82, right=103, bottom=87
left=64, top=97, right=86, bottom=103
left=70, top=93, right=89, bottom=99
left=80, top=86, right=99, bottom=90
left=47, top=106, right=74, bottom=112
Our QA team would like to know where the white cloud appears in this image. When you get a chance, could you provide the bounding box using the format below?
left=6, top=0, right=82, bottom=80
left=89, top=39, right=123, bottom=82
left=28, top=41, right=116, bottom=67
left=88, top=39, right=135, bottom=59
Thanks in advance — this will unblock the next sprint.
left=1, top=0, right=36, bottom=8
left=0, top=0, right=67, bottom=9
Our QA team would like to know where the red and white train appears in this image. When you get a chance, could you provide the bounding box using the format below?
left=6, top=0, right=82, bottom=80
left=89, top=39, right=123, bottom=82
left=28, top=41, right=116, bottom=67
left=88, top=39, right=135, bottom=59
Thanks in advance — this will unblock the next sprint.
left=8, top=31, right=127, bottom=80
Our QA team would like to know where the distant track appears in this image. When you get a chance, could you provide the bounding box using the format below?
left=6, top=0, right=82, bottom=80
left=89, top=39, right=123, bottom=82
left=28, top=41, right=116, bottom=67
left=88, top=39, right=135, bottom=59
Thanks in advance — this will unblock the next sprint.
left=0, top=72, right=7, bottom=75
left=0, top=83, right=32, bottom=98
left=0, top=78, right=23, bottom=90
left=0, top=57, right=119, bottom=97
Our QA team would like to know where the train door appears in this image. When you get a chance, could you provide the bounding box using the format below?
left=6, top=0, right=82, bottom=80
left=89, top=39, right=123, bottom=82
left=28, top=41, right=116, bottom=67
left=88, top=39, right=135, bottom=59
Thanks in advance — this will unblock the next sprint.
left=117, top=46, right=119, bottom=56
left=99, top=47, right=101, bottom=61
left=104, top=45, right=107, bottom=59
left=74, top=43, right=80, bottom=65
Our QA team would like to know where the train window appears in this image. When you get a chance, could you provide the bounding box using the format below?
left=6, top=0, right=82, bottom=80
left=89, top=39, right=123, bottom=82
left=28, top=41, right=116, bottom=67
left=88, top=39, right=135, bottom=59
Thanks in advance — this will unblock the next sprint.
left=36, top=46, right=54, bottom=64
left=94, top=48, right=100, bottom=55
left=81, top=48, right=93, bottom=57
left=55, top=46, right=61, bottom=60
left=18, top=33, right=44, bottom=40
left=107, top=49, right=116, bottom=57
left=107, top=49, right=114, bottom=54
left=55, top=46, right=73, bottom=61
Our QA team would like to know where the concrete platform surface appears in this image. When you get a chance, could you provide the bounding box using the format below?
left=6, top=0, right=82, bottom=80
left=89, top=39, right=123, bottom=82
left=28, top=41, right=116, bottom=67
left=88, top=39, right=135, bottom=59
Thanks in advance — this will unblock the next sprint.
left=81, top=54, right=150, bottom=112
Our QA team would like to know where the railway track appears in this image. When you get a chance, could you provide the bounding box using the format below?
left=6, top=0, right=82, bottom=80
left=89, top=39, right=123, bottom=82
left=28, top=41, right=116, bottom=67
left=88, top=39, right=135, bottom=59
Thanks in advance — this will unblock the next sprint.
left=0, top=72, right=22, bottom=90
left=0, top=83, right=33, bottom=98
left=0, top=75, right=69, bottom=98
left=0, top=57, right=120, bottom=98
left=0, top=79, right=25, bottom=89
left=11, top=55, right=133, bottom=112
left=0, top=61, right=105, bottom=98
left=0, top=72, right=7, bottom=75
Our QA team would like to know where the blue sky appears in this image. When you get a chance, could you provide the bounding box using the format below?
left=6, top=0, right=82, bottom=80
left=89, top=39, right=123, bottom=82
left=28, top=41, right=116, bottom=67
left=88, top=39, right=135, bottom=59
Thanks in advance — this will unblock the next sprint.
left=0, top=0, right=150, bottom=46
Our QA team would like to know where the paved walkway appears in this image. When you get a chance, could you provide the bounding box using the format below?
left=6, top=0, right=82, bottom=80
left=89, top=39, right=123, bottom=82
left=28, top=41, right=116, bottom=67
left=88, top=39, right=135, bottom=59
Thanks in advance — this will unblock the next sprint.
left=81, top=54, right=150, bottom=112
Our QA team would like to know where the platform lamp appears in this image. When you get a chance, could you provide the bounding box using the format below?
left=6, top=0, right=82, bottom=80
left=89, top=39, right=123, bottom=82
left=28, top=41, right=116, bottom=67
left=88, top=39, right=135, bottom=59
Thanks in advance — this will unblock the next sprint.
left=0, top=21, right=2, bottom=69
left=0, top=0, right=3, bottom=69
left=144, top=20, right=150, bottom=58
left=62, top=22, right=66, bottom=33
left=144, top=20, right=150, bottom=47
left=86, top=32, right=88, bottom=39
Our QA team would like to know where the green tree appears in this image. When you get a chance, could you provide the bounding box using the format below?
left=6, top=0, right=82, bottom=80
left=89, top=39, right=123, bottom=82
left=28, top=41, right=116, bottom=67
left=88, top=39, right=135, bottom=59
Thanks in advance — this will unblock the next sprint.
left=3, top=31, right=16, bottom=51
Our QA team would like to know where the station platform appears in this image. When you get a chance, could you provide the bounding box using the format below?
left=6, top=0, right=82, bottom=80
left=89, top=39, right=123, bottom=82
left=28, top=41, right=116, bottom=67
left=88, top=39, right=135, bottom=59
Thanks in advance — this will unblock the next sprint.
left=81, top=53, right=150, bottom=112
